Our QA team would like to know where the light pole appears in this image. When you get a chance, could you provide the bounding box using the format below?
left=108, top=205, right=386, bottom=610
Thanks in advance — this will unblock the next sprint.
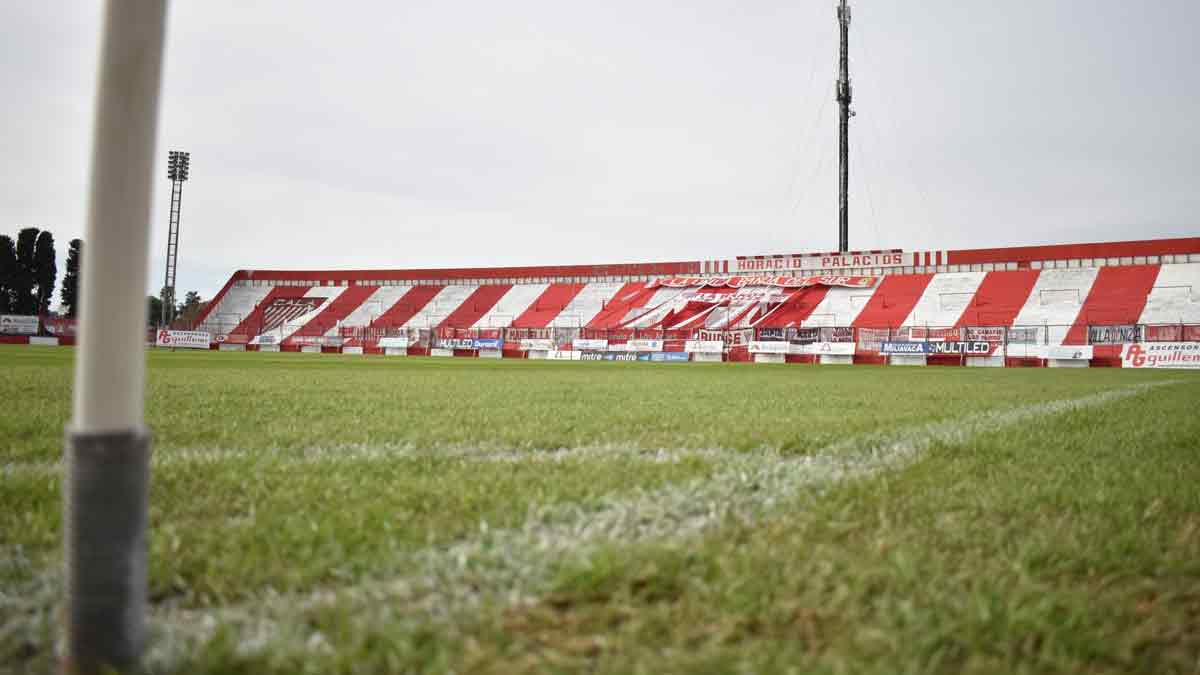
left=161, top=149, right=190, bottom=326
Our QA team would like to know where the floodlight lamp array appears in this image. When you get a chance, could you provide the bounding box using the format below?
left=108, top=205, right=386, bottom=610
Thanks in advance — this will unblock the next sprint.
left=166, top=150, right=190, bottom=182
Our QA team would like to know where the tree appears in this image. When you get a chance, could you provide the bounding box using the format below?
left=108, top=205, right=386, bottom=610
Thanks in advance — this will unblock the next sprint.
left=33, top=230, right=56, bottom=315
left=147, top=295, right=163, bottom=327
left=0, top=235, right=15, bottom=313
left=61, top=239, right=82, bottom=317
left=158, top=285, right=175, bottom=325
left=176, top=290, right=204, bottom=326
left=13, top=227, right=39, bottom=314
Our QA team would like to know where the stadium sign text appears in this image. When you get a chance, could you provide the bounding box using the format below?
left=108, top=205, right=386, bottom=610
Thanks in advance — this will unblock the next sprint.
left=155, top=329, right=212, bottom=349
left=733, top=252, right=905, bottom=273
left=1121, top=342, right=1200, bottom=369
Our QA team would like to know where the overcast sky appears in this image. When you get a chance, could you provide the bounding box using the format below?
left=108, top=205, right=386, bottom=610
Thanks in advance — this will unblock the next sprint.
left=2, top=1, right=1198, bottom=300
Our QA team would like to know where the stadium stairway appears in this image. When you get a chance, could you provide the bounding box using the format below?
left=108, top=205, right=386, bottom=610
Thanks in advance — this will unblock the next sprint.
left=512, top=283, right=585, bottom=327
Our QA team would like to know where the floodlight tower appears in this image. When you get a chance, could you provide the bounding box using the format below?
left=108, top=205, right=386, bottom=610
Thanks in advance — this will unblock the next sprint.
left=161, top=150, right=190, bottom=326
left=836, top=0, right=852, bottom=253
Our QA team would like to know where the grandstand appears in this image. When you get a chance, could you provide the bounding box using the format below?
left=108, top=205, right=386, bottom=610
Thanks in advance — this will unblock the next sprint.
left=191, top=236, right=1200, bottom=367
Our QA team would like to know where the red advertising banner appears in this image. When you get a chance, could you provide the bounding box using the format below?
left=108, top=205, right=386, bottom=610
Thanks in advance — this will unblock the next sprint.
left=652, top=275, right=877, bottom=289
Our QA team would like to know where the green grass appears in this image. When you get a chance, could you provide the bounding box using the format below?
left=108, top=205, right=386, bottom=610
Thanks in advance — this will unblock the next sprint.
left=1, top=346, right=1197, bottom=673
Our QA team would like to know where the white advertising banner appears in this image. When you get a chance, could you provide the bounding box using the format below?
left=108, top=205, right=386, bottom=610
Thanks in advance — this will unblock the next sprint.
left=573, top=338, right=608, bottom=350
left=520, top=339, right=554, bottom=351
left=749, top=341, right=790, bottom=354
left=251, top=334, right=278, bottom=345
left=377, top=336, right=410, bottom=349
left=155, top=329, right=211, bottom=349
left=807, top=341, right=857, bottom=356
left=626, top=339, right=664, bottom=352
left=684, top=340, right=724, bottom=353
left=1121, top=342, right=1200, bottom=369
left=0, top=315, right=38, bottom=335
left=547, top=350, right=581, bottom=361
left=1045, top=345, right=1093, bottom=361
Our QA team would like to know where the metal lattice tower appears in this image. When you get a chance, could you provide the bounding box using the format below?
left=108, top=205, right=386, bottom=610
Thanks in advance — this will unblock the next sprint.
left=836, top=0, right=852, bottom=253
left=161, top=150, right=189, bottom=326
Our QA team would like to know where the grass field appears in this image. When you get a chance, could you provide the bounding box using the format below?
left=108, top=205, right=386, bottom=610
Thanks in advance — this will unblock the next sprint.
left=2, top=346, right=1198, bottom=673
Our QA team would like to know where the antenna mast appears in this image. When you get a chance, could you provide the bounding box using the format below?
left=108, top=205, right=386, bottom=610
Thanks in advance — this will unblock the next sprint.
left=836, top=0, right=852, bottom=252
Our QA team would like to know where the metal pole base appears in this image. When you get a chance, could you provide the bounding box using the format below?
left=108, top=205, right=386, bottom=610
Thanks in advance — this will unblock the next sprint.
left=64, top=429, right=151, bottom=674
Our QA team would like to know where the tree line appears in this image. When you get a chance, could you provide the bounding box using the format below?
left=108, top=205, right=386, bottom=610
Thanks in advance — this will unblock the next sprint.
left=0, top=227, right=81, bottom=317
left=1, top=227, right=204, bottom=327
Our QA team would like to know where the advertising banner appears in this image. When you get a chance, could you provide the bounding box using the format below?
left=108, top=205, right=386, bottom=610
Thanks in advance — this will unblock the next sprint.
left=472, top=337, right=503, bottom=350
left=653, top=275, right=878, bottom=290
left=1088, top=325, right=1140, bottom=344
left=626, top=339, right=664, bottom=352
left=757, top=327, right=786, bottom=340
left=684, top=340, right=724, bottom=353
left=437, top=337, right=475, bottom=349
left=573, top=338, right=608, bottom=350
left=520, top=339, right=554, bottom=351
left=155, top=329, right=212, bottom=349
left=580, top=351, right=606, bottom=361
left=650, top=352, right=690, bottom=362
left=881, top=342, right=929, bottom=355
left=809, top=341, right=856, bottom=356
left=1045, top=345, right=1094, bottom=360
left=749, top=341, right=790, bottom=354
left=546, top=350, right=581, bottom=361
left=788, top=327, right=820, bottom=344
left=602, top=352, right=639, bottom=361
left=1121, top=342, right=1200, bottom=369
left=0, top=315, right=38, bottom=335
left=378, top=336, right=410, bottom=349
left=881, top=341, right=994, bottom=356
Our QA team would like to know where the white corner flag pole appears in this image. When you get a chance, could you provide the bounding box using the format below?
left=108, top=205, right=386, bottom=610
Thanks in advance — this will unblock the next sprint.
left=65, top=1, right=166, bottom=673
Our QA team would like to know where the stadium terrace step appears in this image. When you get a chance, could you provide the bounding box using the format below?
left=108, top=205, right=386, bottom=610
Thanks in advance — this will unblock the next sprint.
left=954, top=269, right=1040, bottom=327
left=1011, top=268, right=1101, bottom=345
left=549, top=282, right=625, bottom=328
left=473, top=283, right=550, bottom=329
left=326, top=285, right=415, bottom=335
left=407, top=285, right=479, bottom=328
left=289, top=285, right=378, bottom=339
left=851, top=274, right=935, bottom=329
left=225, top=286, right=313, bottom=340
left=197, top=284, right=271, bottom=338
left=511, top=283, right=585, bottom=328
left=1139, top=263, right=1200, bottom=325
left=370, top=285, right=444, bottom=328
left=437, top=284, right=512, bottom=329
left=901, top=271, right=987, bottom=328
left=586, top=282, right=656, bottom=329
left=753, top=286, right=833, bottom=328
left=1062, top=265, right=1161, bottom=345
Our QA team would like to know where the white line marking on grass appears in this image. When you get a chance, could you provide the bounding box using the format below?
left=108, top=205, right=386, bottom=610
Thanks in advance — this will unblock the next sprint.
left=2, top=444, right=738, bottom=478
left=140, top=381, right=1173, bottom=669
